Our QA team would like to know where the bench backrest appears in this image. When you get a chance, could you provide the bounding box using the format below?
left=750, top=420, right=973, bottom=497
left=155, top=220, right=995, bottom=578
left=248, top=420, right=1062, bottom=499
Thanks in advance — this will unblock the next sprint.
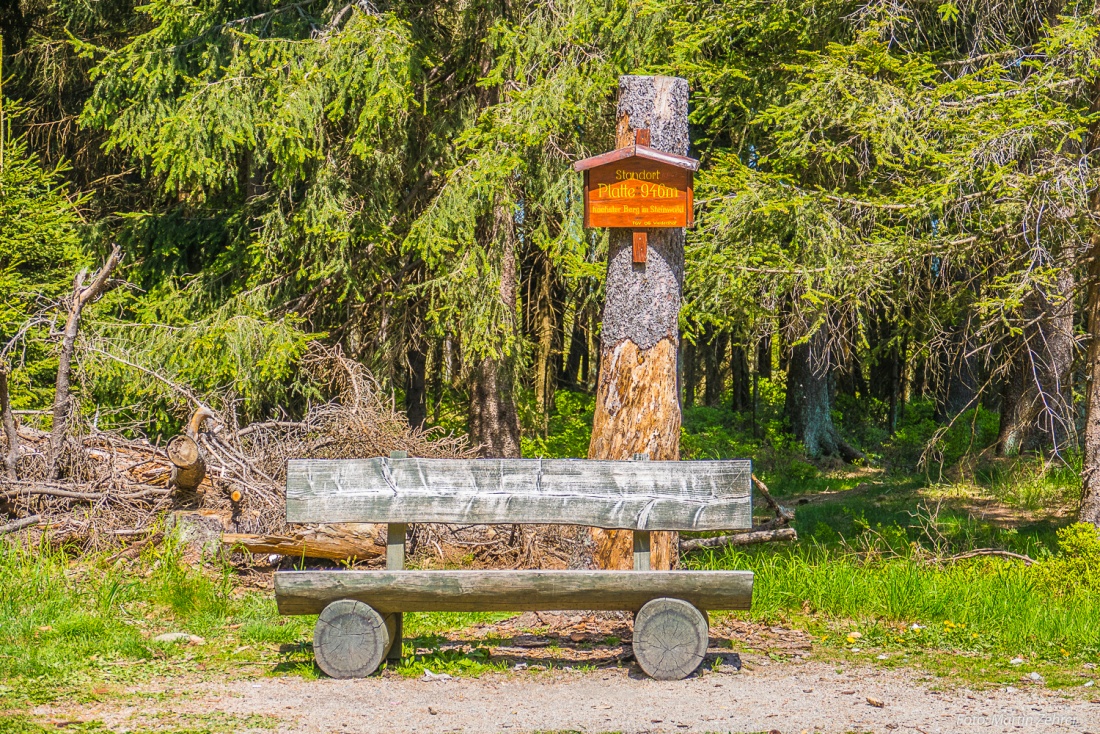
left=286, top=457, right=752, bottom=531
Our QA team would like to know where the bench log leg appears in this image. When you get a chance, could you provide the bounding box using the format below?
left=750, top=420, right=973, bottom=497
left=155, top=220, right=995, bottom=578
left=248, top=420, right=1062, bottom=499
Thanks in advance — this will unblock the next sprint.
left=632, top=597, right=709, bottom=681
left=386, top=521, right=406, bottom=662
left=313, top=599, right=395, bottom=679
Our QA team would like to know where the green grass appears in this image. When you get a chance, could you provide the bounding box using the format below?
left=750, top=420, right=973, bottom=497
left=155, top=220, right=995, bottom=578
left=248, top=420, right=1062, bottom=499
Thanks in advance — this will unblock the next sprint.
left=685, top=535, right=1100, bottom=689
left=0, top=537, right=506, bottom=712
left=0, top=712, right=279, bottom=734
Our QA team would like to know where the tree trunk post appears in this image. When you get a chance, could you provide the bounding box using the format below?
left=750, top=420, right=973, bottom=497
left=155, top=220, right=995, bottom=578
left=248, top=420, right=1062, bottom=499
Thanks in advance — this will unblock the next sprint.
left=588, top=75, right=689, bottom=570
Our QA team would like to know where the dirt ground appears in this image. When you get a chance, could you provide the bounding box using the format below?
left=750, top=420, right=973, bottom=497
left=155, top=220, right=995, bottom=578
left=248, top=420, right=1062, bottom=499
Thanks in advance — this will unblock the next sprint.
left=23, top=612, right=1100, bottom=734
left=35, top=654, right=1100, bottom=734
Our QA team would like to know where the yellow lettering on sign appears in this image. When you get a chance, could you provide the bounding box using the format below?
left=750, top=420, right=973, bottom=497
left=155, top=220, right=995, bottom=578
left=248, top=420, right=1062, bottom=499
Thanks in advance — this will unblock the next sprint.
left=616, top=169, right=661, bottom=181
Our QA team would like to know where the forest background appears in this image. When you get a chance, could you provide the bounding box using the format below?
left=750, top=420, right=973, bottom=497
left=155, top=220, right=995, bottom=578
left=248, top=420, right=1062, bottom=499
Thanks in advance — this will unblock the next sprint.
left=9, top=1, right=1100, bottom=710
left=4, top=0, right=1100, bottom=525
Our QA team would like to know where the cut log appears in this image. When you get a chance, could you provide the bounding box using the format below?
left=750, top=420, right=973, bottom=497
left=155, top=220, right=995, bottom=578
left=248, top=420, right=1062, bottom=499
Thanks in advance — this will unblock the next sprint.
left=588, top=75, right=691, bottom=571
left=313, top=599, right=395, bottom=679
left=679, top=527, right=798, bottom=553
left=632, top=597, right=709, bottom=680
left=223, top=531, right=384, bottom=561
left=166, top=435, right=206, bottom=492
left=274, top=569, right=754, bottom=615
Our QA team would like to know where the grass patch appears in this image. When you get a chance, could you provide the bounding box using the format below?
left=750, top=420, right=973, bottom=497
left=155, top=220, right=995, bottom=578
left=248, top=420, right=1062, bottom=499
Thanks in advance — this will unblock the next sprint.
left=690, top=531, right=1100, bottom=687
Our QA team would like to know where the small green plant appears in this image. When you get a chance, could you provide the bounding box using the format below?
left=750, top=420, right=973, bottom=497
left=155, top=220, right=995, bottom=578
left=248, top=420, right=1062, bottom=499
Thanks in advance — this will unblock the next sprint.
left=1033, top=523, right=1100, bottom=596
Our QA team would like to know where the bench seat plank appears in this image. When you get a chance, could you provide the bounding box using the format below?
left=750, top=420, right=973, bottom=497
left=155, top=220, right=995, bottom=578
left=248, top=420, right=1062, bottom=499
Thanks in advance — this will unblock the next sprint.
left=286, top=458, right=752, bottom=531
left=274, top=570, right=754, bottom=615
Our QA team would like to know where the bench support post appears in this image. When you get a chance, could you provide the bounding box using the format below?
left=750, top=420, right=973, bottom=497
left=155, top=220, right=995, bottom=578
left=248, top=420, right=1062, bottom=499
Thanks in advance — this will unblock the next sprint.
left=633, top=531, right=651, bottom=571
left=631, top=453, right=652, bottom=571
left=385, top=522, right=405, bottom=661
left=386, top=451, right=408, bottom=662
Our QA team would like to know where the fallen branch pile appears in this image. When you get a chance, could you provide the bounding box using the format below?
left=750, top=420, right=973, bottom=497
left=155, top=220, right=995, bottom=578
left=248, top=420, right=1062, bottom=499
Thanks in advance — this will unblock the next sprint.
left=0, top=344, right=475, bottom=556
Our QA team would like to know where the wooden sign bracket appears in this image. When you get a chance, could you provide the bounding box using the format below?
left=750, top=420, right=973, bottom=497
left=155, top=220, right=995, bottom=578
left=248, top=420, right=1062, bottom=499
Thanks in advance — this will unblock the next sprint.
left=633, top=231, right=647, bottom=264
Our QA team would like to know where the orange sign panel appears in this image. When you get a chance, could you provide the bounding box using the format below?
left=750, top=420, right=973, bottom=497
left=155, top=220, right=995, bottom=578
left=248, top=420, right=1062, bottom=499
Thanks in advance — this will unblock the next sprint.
left=584, top=161, right=693, bottom=229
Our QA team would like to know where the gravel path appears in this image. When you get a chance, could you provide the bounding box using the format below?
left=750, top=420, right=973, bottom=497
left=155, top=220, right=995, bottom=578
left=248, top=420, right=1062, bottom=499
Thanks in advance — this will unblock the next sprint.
left=46, top=657, right=1099, bottom=734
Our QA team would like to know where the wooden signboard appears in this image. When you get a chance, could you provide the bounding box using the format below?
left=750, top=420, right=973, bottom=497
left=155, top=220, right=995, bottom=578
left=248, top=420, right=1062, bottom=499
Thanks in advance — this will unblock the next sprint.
left=584, top=161, right=692, bottom=228
left=574, top=134, right=699, bottom=263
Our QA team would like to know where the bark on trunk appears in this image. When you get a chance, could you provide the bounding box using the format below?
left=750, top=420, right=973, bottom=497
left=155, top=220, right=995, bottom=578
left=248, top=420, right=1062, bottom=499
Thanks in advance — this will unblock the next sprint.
left=468, top=200, right=522, bottom=459
left=997, top=269, right=1076, bottom=456
left=49, top=245, right=121, bottom=479
left=588, top=75, right=689, bottom=571
left=785, top=327, right=861, bottom=461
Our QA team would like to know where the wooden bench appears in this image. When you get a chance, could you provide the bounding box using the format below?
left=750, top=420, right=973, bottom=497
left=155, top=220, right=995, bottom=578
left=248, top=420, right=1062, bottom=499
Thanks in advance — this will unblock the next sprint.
left=273, top=453, right=753, bottom=680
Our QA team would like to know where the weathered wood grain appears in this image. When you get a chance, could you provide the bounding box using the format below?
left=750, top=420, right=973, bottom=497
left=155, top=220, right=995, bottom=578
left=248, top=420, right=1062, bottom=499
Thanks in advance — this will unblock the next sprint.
left=312, top=599, right=395, bottom=679
left=274, top=570, right=753, bottom=615
left=286, top=457, right=752, bottom=531
left=632, top=597, right=709, bottom=680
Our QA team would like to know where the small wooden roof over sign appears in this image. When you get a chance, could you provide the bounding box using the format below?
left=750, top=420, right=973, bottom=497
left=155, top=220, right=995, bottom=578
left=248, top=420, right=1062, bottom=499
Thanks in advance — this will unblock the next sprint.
left=574, top=131, right=700, bottom=263
left=572, top=144, right=700, bottom=173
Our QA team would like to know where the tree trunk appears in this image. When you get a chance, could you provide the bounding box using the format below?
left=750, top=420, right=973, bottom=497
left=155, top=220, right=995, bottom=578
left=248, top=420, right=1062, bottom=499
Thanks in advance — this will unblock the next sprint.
left=998, top=269, right=1076, bottom=456
left=1080, top=78, right=1100, bottom=526
left=1083, top=236, right=1100, bottom=524
left=562, top=294, right=589, bottom=388
left=525, top=246, right=562, bottom=433
left=938, top=312, right=980, bottom=419
left=730, top=341, right=750, bottom=411
left=704, top=327, right=728, bottom=407
left=430, top=337, right=444, bottom=424
left=405, top=333, right=427, bottom=430
left=407, top=323, right=426, bottom=426
left=588, top=75, right=689, bottom=571
left=467, top=200, right=522, bottom=459
left=785, top=327, right=861, bottom=461
left=683, top=340, right=697, bottom=408
left=756, top=334, right=772, bottom=380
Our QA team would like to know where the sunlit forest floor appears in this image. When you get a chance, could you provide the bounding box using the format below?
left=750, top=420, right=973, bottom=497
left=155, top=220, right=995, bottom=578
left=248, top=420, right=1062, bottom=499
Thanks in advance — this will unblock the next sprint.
left=2, top=389, right=1098, bottom=732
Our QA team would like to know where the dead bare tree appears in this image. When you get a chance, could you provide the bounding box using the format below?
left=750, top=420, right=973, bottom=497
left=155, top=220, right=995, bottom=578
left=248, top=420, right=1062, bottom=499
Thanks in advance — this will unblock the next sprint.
left=0, top=361, right=18, bottom=479
left=48, top=245, right=122, bottom=479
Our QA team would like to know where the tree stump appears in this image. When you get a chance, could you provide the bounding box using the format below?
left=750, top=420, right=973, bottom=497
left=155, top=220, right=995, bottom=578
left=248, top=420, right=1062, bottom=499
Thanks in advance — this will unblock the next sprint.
left=313, top=599, right=395, bottom=679
left=166, top=434, right=206, bottom=492
left=632, top=597, right=709, bottom=680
